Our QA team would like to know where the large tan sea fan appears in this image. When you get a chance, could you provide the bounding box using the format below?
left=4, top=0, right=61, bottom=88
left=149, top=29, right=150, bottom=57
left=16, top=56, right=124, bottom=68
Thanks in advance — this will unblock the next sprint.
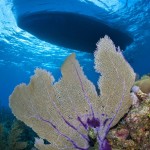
left=9, top=36, right=135, bottom=150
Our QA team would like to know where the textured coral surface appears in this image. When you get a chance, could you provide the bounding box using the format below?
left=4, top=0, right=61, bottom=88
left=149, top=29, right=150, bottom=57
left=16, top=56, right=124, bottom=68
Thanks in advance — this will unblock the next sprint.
left=108, top=86, right=150, bottom=150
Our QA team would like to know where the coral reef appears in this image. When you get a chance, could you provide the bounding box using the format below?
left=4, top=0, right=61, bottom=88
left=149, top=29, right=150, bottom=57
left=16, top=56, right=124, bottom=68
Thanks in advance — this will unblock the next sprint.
left=7, top=120, right=28, bottom=150
left=9, top=36, right=135, bottom=150
left=0, top=105, right=37, bottom=150
left=0, top=119, right=28, bottom=150
left=107, top=85, right=150, bottom=149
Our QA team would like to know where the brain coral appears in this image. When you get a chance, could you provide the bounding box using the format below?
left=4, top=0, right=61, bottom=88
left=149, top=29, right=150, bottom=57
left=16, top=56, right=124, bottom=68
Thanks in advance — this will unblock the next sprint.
left=135, top=75, right=150, bottom=94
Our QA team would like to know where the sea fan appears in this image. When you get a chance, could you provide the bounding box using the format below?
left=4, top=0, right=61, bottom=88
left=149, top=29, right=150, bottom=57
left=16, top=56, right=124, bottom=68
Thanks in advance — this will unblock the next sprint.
left=9, top=36, right=135, bottom=150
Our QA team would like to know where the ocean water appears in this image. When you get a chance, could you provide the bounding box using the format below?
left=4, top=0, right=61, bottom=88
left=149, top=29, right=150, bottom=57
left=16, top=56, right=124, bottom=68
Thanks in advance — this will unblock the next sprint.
left=0, top=0, right=149, bottom=108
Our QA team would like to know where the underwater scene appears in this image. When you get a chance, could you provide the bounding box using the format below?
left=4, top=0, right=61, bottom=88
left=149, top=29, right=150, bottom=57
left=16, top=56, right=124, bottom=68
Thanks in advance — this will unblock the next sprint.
left=0, top=0, right=150, bottom=150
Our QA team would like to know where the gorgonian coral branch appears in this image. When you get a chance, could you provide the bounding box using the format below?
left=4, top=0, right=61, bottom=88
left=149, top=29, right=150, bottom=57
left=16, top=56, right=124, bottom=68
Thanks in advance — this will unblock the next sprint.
left=9, top=36, right=135, bottom=150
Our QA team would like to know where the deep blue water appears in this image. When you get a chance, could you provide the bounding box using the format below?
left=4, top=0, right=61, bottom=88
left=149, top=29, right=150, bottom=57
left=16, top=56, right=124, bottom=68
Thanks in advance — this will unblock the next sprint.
left=0, top=0, right=150, bottom=107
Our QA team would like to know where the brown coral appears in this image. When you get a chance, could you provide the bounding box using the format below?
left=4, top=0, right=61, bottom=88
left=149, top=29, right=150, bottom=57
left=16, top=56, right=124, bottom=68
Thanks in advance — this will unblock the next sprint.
left=0, top=120, right=28, bottom=150
left=8, top=120, right=28, bottom=150
left=135, top=75, right=150, bottom=94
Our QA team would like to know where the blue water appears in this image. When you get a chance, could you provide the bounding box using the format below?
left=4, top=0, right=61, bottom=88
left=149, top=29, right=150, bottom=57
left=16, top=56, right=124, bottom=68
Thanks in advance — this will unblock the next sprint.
left=0, top=0, right=150, bottom=107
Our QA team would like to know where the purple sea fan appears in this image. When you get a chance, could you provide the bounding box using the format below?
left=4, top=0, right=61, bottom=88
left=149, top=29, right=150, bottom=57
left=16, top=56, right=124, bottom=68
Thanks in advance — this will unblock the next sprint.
left=9, top=36, right=135, bottom=150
